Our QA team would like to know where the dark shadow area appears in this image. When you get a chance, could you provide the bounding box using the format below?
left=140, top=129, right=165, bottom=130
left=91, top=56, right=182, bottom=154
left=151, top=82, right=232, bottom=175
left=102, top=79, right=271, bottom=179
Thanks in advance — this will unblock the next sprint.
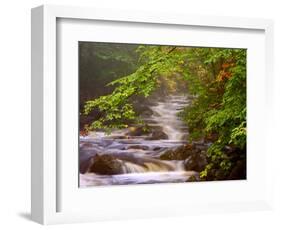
left=18, top=212, right=32, bottom=221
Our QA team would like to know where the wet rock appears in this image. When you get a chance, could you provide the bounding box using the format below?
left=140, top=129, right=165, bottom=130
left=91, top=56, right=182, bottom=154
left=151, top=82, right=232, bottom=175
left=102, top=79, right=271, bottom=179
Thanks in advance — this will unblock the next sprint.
left=133, top=102, right=155, bottom=117
left=159, top=143, right=208, bottom=171
left=160, top=149, right=184, bottom=160
left=145, top=99, right=159, bottom=107
left=160, top=144, right=195, bottom=160
left=152, top=146, right=162, bottom=151
left=184, top=152, right=208, bottom=172
left=126, top=124, right=169, bottom=140
left=126, top=126, right=150, bottom=136
left=88, top=154, right=124, bottom=175
left=146, top=130, right=169, bottom=140
left=80, top=156, right=93, bottom=174
left=126, top=125, right=167, bottom=139
left=79, top=148, right=99, bottom=174
left=141, top=108, right=154, bottom=117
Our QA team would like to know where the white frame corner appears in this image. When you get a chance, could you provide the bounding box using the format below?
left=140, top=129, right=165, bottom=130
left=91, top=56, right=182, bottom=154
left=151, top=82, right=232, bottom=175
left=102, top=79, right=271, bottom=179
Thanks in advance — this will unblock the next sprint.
left=31, top=4, right=274, bottom=225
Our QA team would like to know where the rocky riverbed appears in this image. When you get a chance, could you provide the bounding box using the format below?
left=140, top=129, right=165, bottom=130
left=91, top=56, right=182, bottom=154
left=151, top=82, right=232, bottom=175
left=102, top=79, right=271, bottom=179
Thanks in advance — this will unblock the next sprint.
left=79, top=95, right=209, bottom=187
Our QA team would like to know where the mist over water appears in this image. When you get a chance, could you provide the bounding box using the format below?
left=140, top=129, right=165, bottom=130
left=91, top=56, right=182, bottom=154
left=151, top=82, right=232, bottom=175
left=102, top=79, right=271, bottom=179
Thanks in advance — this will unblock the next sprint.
left=148, top=95, right=189, bottom=140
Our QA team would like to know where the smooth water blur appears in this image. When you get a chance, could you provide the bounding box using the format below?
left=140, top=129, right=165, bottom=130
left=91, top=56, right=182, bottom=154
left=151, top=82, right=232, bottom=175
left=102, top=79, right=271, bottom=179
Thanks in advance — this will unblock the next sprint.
left=80, top=95, right=198, bottom=187
left=148, top=95, right=189, bottom=140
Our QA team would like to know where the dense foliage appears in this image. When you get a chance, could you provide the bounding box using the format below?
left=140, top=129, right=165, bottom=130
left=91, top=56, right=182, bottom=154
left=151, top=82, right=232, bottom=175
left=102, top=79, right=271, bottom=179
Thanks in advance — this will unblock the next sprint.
left=180, top=48, right=246, bottom=179
left=82, top=44, right=246, bottom=180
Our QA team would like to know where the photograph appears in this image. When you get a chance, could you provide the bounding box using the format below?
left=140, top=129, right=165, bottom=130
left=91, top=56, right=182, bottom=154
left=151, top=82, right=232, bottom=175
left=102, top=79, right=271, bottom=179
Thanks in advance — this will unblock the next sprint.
left=78, top=42, right=247, bottom=187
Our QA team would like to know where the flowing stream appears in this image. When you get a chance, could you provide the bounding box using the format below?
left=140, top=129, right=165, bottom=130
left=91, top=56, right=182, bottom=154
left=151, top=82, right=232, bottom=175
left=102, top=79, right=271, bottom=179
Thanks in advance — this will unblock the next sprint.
left=79, top=95, right=198, bottom=187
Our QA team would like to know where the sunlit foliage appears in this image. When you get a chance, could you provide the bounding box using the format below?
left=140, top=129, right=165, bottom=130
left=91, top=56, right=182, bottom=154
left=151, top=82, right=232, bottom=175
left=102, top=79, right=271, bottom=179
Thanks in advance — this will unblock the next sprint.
left=83, top=44, right=246, bottom=179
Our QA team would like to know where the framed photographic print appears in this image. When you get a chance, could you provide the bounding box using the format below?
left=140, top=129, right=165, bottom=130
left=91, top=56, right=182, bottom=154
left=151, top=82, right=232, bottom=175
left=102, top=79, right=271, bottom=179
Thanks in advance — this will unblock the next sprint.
left=31, top=5, right=274, bottom=224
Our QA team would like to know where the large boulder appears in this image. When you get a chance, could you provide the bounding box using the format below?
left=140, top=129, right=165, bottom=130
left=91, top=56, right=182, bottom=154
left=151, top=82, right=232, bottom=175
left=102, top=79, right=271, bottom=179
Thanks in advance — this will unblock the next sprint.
left=159, top=143, right=208, bottom=172
left=160, top=144, right=197, bottom=160
left=88, top=154, right=124, bottom=175
left=126, top=125, right=169, bottom=140
left=80, top=156, right=93, bottom=174
left=126, top=126, right=150, bottom=136
left=140, top=107, right=154, bottom=117
left=146, top=130, right=168, bottom=140
left=184, top=152, right=208, bottom=172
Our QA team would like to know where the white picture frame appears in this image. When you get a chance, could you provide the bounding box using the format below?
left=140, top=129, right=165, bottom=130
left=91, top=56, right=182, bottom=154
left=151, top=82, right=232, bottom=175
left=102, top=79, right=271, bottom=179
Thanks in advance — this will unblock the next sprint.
left=31, top=4, right=274, bottom=225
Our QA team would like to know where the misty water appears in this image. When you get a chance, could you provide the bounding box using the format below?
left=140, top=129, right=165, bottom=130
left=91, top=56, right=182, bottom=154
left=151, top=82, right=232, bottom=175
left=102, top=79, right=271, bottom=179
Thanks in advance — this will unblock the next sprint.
left=79, top=95, right=199, bottom=187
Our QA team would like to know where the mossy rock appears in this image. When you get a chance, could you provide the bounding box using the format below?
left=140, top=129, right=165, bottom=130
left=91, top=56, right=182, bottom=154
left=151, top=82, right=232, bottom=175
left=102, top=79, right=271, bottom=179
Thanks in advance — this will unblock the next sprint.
left=160, top=144, right=196, bottom=160
left=88, top=154, right=123, bottom=175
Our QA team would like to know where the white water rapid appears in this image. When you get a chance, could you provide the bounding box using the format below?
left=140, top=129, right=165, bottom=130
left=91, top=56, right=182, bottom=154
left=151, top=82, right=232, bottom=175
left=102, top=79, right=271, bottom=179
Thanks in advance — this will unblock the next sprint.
left=79, top=95, right=198, bottom=187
